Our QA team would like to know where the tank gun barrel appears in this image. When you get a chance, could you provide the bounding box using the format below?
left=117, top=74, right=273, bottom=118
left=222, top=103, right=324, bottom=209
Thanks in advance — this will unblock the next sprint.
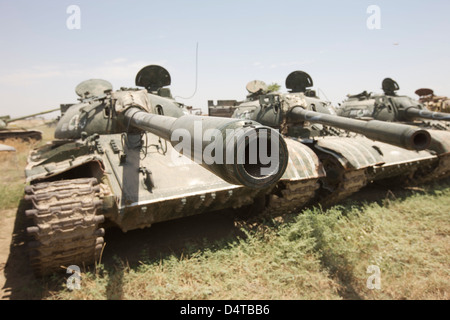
left=123, top=107, right=289, bottom=189
left=6, top=108, right=60, bottom=124
left=289, top=107, right=431, bottom=151
left=404, top=107, right=450, bottom=122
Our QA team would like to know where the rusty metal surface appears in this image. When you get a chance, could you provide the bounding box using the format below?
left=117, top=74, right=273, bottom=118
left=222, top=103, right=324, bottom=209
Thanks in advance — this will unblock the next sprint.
left=24, top=178, right=105, bottom=276
left=258, top=137, right=326, bottom=216
left=0, top=130, right=42, bottom=141
left=314, top=136, right=384, bottom=169
left=282, top=137, right=325, bottom=180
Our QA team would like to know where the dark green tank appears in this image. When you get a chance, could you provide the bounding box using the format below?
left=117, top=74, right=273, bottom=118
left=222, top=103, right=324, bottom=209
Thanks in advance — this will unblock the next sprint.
left=415, top=88, right=450, bottom=114
left=24, top=65, right=290, bottom=276
left=338, top=77, right=450, bottom=183
left=337, top=78, right=450, bottom=128
left=228, top=71, right=437, bottom=210
left=0, top=108, right=60, bottom=142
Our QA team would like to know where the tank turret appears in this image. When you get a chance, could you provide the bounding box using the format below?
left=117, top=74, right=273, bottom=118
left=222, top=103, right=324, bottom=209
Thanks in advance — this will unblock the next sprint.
left=122, top=104, right=289, bottom=189
left=53, top=70, right=288, bottom=189
left=338, top=78, right=450, bottom=124
left=337, top=77, right=450, bottom=184
left=233, top=73, right=431, bottom=151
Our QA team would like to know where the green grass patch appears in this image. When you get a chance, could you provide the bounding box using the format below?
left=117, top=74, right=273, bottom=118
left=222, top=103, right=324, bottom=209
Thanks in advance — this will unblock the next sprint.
left=0, top=183, right=26, bottom=209
left=46, top=180, right=450, bottom=300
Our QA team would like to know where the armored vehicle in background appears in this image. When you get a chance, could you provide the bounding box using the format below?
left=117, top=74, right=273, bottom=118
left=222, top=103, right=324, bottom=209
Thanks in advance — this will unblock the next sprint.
left=415, top=88, right=450, bottom=113
left=24, top=65, right=290, bottom=276
left=208, top=100, right=239, bottom=117
left=337, top=78, right=450, bottom=129
left=0, top=108, right=60, bottom=142
left=207, top=81, right=272, bottom=118
left=230, top=71, right=436, bottom=209
left=337, top=78, right=450, bottom=182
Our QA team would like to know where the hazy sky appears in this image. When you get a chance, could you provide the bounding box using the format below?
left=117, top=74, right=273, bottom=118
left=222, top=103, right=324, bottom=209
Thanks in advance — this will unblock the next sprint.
left=1, top=0, right=449, bottom=117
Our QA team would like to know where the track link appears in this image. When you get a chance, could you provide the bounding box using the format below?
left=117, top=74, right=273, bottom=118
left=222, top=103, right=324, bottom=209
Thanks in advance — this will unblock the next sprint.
left=24, top=178, right=105, bottom=277
left=317, top=153, right=368, bottom=208
left=412, top=153, right=450, bottom=184
left=264, top=179, right=321, bottom=216
left=317, top=169, right=368, bottom=208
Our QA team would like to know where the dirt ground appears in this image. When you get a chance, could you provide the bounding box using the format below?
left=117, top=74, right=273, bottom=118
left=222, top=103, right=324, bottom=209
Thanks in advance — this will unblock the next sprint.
left=0, top=203, right=36, bottom=299
left=0, top=209, right=17, bottom=299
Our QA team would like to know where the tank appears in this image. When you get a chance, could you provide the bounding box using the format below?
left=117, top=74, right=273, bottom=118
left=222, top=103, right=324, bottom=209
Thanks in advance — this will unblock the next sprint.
left=230, top=71, right=437, bottom=209
left=23, top=65, right=290, bottom=276
left=207, top=100, right=239, bottom=117
left=415, top=88, right=450, bottom=113
left=207, top=81, right=271, bottom=118
left=337, top=78, right=450, bottom=128
left=338, top=78, right=450, bottom=183
left=0, top=108, right=60, bottom=141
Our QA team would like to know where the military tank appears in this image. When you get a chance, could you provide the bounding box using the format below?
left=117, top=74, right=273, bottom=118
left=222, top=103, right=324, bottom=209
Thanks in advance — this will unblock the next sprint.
left=0, top=108, right=60, bottom=141
left=337, top=78, right=450, bottom=183
left=337, top=78, right=450, bottom=129
left=207, top=81, right=269, bottom=118
left=415, top=88, right=450, bottom=113
left=23, top=65, right=290, bottom=276
left=208, top=100, right=239, bottom=117
left=230, top=71, right=435, bottom=208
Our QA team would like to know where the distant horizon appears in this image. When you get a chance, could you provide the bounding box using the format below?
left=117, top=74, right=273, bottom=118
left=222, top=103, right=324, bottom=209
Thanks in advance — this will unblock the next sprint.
left=1, top=0, right=449, bottom=118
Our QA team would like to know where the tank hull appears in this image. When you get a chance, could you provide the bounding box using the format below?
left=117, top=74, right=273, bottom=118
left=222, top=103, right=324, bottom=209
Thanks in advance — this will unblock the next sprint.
left=24, top=130, right=322, bottom=275
left=0, top=129, right=43, bottom=141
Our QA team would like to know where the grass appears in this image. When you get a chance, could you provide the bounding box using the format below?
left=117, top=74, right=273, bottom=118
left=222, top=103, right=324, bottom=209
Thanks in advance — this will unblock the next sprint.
left=47, top=180, right=450, bottom=300
left=1, top=120, right=449, bottom=300
left=0, top=139, right=36, bottom=209
left=0, top=120, right=54, bottom=208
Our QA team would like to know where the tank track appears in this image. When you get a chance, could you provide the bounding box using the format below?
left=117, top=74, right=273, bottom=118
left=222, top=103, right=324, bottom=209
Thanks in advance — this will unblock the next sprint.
left=317, top=153, right=368, bottom=208
left=24, top=178, right=105, bottom=277
left=263, top=179, right=321, bottom=216
left=256, top=167, right=366, bottom=218
left=319, top=168, right=367, bottom=207
left=0, top=131, right=42, bottom=141
left=261, top=150, right=369, bottom=217
left=412, top=153, right=450, bottom=184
